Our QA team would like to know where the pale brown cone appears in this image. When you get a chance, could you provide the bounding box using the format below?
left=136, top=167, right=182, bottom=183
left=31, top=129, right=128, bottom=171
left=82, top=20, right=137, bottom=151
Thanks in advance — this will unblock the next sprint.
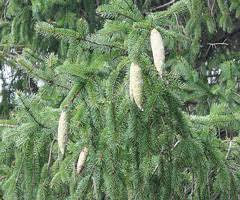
left=129, top=62, right=143, bottom=111
left=150, top=28, right=165, bottom=77
left=57, top=110, right=68, bottom=155
left=77, top=147, right=89, bottom=174
left=129, top=69, right=134, bottom=102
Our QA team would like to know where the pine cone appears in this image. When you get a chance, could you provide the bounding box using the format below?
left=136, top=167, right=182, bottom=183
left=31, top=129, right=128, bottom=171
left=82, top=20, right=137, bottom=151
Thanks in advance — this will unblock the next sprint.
left=77, top=147, right=89, bottom=174
left=129, top=62, right=143, bottom=111
left=150, top=28, right=165, bottom=77
left=57, top=110, right=68, bottom=155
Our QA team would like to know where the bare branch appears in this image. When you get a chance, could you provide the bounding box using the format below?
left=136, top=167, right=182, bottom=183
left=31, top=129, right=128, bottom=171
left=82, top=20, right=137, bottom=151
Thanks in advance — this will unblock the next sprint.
left=151, top=0, right=175, bottom=11
left=0, top=124, right=16, bottom=128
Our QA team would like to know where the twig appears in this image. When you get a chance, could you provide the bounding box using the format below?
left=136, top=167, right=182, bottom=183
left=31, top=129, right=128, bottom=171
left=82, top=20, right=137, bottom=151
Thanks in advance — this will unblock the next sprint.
left=204, top=26, right=240, bottom=60
left=0, top=124, right=16, bottom=128
left=208, top=0, right=215, bottom=16
left=18, top=93, right=50, bottom=129
left=151, top=0, right=175, bottom=11
left=92, top=176, right=98, bottom=200
left=152, top=164, right=159, bottom=175
left=225, top=139, right=233, bottom=159
left=84, top=38, right=127, bottom=53
left=174, top=13, right=180, bottom=28
left=0, top=176, right=6, bottom=181
left=17, top=59, right=70, bottom=90
left=0, top=44, right=24, bottom=48
left=16, top=155, right=25, bottom=182
left=151, top=141, right=180, bottom=176
left=173, top=140, right=180, bottom=149
left=190, top=173, right=195, bottom=200
left=96, top=0, right=100, bottom=7
left=47, top=139, right=56, bottom=171
left=211, top=0, right=215, bottom=16
left=116, top=12, right=136, bottom=21
left=207, top=41, right=228, bottom=47
left=122, top=0, right=134, bottom=12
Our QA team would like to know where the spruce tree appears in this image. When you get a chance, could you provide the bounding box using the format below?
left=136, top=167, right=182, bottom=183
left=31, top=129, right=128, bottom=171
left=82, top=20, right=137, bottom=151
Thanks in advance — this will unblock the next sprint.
left=0, top=0, right=240, bottom=199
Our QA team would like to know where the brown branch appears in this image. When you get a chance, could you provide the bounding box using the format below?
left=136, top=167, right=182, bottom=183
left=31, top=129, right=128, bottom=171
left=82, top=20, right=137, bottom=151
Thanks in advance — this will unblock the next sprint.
left=151, top=0, right=175, bottom=11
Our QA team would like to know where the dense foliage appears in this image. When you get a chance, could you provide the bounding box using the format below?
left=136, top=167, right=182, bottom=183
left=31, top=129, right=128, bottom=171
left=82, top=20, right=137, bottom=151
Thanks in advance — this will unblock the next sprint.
left=0, top=0, right=240, bottom=199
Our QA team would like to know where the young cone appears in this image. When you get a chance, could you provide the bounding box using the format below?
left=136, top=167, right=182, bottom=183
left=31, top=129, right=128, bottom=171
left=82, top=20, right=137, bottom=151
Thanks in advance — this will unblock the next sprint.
left=57, top=110, right=68, bottom=155
left=77, top=147, right=89, bottom=174
left=129, top=62, right=143, bottom=111
left=150, top=28, right=165, bottom=77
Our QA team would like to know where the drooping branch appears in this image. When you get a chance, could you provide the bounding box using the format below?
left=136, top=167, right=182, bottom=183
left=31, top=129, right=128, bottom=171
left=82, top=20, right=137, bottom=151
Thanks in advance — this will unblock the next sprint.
left=47, top=139, right=56, bottom=171
left=18, top=93, right=50, bottom=129
left=17, top=58, right=70, bottom=90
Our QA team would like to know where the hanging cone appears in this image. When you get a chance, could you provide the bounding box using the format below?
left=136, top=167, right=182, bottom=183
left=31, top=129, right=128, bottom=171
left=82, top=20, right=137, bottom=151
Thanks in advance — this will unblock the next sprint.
left=150, top=28, right=165, bottom=77
left=57, top=110, right=68, bottom=155
left=129, top=62, right=143, bottom=111
left=77, top=147, right=89, bottom=174
left=129, top=69, right=134, bottom=102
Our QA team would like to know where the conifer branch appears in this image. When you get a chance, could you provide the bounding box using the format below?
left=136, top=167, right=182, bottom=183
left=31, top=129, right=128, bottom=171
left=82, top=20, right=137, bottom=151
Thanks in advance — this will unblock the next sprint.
left=60, top=82, right=82, bottom=109
left=17, top=58, right=70, bottom=90
left=84, top=38, right=127, bottom=53
left=189, top=112, right=239, bottom=125
left=47, top=139, right=56, bottom=170
left=17, top=93, right=50, bottom=129
left=123, top=0, right=134, bottom=12
left=35, top=22, right=127, bottom=53
left=117, top=3, right=136, bottom=21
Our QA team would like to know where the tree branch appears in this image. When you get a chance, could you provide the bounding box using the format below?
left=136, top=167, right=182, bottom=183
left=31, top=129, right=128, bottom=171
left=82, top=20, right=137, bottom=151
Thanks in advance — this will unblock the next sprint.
left=18, top=93, right=50, bottom=129
left=47, top=139, right=56, bottom=171
left=151, top=0, right=175, bottom=11
left=0, top=124, right=16, bottom=128
left=225, top=139, right=233, bottom=159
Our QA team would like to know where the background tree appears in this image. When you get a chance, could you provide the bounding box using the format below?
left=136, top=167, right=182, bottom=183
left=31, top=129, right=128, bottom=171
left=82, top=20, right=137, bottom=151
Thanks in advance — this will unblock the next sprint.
left=0, top=0, right=105, bottom=119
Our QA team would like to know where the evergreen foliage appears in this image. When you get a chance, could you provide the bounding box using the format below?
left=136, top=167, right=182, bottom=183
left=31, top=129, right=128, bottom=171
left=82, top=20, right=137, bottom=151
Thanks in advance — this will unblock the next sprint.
left=0, top=0, right=240, bottom=199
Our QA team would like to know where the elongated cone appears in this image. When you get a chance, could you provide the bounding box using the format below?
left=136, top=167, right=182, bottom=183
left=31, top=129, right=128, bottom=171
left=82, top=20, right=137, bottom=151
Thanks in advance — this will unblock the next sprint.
left=129, top=62, right=143, bottom=111
left=77, top=147, right=89, bottom=174
left=57, top=110, right=68, bottom=155
left=150, top=28, right=165, bottom=77
left=129, top=71, right=134, bottom=102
